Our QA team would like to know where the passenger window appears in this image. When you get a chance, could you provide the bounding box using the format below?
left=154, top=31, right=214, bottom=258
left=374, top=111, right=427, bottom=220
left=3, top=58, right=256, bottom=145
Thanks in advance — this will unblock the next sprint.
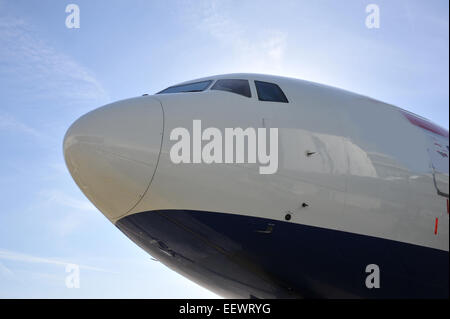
left=211, top=79, right=251, bottom=98
left=157, top=80, right=212, bottom=94
left=255, top=81, right=288, bottom=103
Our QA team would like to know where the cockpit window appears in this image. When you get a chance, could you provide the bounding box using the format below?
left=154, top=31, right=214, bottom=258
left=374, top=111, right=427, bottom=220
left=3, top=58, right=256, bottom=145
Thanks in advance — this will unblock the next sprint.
left=255, top=80, right=288, bottom=103
left=157, top=80, right=212, bottom=94
left=211, top=79, right=251, bottom=98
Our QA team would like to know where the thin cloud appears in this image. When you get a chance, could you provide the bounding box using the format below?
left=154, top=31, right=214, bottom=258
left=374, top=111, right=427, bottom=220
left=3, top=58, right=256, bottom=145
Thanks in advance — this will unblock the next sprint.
left=40, top=189, right=97, bottom=212
left=185, top=0, right=288, bottom=71
left=35, top=189, right=99, bottom=237
left=0, top=16, right=109, bottom=103
left=263, top=30, right=287, bottom=60
left=0, top=112, right=43, bottom=138
left=0, top=261, right=14, bottom=278
left=0, top=248, right=116, bottom=274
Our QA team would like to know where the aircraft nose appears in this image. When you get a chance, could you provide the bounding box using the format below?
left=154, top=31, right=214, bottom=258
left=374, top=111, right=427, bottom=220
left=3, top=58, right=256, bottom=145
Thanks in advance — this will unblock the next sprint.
left=63, top=96, right=164, bottom=221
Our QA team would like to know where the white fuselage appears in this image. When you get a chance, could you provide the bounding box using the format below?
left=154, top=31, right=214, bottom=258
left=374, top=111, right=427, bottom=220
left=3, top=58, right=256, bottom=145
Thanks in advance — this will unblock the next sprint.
left=64, top=73, right=449, bottom=298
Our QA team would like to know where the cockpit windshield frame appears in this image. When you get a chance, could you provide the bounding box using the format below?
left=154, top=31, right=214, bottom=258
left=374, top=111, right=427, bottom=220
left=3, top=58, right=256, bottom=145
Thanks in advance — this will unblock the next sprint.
left=157, top=80, right=213, bottom=94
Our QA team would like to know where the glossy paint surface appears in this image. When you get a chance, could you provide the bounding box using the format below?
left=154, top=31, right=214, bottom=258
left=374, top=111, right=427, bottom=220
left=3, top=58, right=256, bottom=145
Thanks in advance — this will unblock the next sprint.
left=128, top=74, right=449, bottom=251
left=64, top=74, right=449, bottom=298
left=117, top=209, right=449, bottom=298
left=64, top=96, right=163, bottom=220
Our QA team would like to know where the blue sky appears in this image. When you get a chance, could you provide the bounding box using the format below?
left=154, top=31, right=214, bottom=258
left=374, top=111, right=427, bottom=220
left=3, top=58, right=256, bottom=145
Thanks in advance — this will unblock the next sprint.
left=0, top=0, right=448, bottom=298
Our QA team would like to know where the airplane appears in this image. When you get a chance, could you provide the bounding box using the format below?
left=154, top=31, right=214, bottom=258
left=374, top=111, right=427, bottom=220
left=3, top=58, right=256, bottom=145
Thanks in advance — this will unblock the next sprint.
left=63, top=73, right=449, bottom=298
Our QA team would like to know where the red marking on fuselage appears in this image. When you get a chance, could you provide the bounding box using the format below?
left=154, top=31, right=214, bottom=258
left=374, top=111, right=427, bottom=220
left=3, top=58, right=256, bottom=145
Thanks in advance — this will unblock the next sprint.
left=400, top=110, right=449, bottom=138
left=434, top=218, right=439, bottom=235
left=436, top=151, right=449, bottom=158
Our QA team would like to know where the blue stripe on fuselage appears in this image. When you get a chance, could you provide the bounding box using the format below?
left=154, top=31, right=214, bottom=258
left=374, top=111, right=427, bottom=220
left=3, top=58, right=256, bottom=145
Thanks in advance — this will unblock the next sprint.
left=115, top=210, right=449, bottom=298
